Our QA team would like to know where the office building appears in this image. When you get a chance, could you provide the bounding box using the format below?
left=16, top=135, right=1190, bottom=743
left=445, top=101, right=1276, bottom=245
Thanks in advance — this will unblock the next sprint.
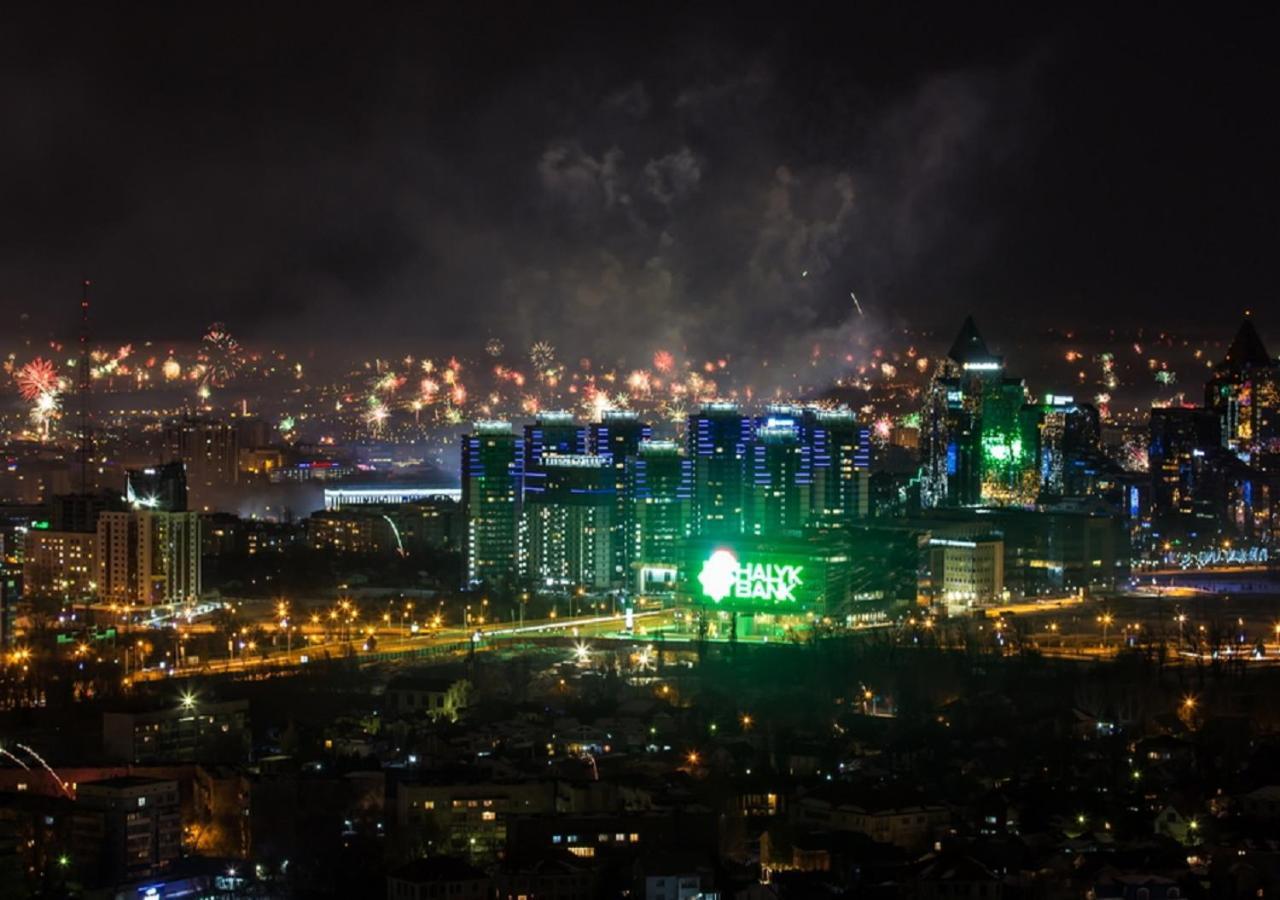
left=461, top=421, right=523, bottom=587
left=96, top=510, right=202, bottom=606
left=929, top=535, right=1005, bottom=611
left=522, top=410, right=587, bottom=487
left=592, top=410, right=651, bottom=583
left=744, top=413, right=811, bottom=537
left=687, top=402, right=752, bottom=537
left=522, top=453, right=615, bottom=590
left=309, top=508, right=398, bottom=555
left=922, top=505, right=1129, bottom=596
left=1206, top=317, right=1280, bottom=463
left=22, top=529, right=96, bottom=601
left=920, top=317, right=1034, bottom=508
left=124, top=461, right=188, bottom=512
left=1148, top=406, right=1222, bottom=543
left=1033, top=396, right=1102, bottom=498
left=804, top=407, right=871, bottom=528
left=627, top=440, right=692, bottom=593
left=162, top=416, right=238, bottom=501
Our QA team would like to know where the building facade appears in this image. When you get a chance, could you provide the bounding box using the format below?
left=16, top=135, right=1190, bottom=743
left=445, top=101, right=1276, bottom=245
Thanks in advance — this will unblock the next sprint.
left=461, top=422, right=523, bottom=588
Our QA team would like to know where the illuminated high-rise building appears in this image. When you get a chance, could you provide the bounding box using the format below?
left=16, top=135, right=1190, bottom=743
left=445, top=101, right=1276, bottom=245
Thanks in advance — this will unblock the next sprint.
left=522, top=410, right=587, bottom=480
left=1148, top=406, right=1221, bottom=542
left=687, top=402, right=752, bottom=537
left=96, top=509, right=201, bottom=605
left=1206, top=317, right=1280, bottom=462
left=591, top=410, right=651, bottom=584
left=920, top=317, right=1034, bottom=507
left=161, top=417, right=238, bottom=506
left=1032, top=396, right=1101, bottom=498
left=745, top=412, right=811, bottom=537
left=22, top=529, right=97, bottom=601
left=461, top=421, right=523, bottom=587
left=125, top=461, right=188, bottom=512
left=521, top=453, right=615, bottom=590
left=626, top=440, right=691, bottom=593
left=802, top=407, right=871, bottom=527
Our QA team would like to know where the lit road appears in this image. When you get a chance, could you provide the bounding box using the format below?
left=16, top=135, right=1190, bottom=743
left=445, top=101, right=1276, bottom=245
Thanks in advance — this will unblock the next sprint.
left=127, top=609, right=674, bottom=682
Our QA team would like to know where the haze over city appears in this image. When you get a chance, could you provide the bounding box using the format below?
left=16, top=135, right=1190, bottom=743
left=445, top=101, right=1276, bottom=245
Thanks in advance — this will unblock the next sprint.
left=1, top=6, right=1279, bottom=900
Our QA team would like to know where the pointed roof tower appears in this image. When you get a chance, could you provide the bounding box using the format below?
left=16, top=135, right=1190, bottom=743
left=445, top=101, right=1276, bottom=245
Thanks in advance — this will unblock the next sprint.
left=1221, top=317, right=1273, bottom=371
left=947, top=316, right=1001, bottom=368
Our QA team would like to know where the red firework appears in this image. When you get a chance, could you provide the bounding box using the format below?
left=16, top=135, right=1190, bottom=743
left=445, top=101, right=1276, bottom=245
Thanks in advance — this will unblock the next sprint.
left=15, top=358, right=59, bottom=401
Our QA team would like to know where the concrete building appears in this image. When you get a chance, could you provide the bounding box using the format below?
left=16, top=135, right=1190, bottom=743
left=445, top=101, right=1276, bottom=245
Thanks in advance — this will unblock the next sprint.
left=162, top=416, right=239, bottom=503
left=103, top=699, right=250, bottom=764
left=929, top=535, right=1005, bottom=611
left=71, top=776, right=181, bottom=886
left=384, top=675, right=470, bottom=722
left=22, top=530, right=96, bottom=601
left=308, top=509, right=396, bottom=555
left=97, top=510, right=201, bottom=605
left=398, top=779, right=556, bottom=861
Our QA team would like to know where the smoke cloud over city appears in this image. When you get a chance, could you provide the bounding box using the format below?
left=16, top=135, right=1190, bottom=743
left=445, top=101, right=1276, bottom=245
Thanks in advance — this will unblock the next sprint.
left=0, top=6, right=1274, bottom=375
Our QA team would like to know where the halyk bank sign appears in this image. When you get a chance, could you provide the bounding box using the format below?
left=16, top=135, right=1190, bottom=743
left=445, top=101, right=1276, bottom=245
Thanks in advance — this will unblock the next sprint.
left=697, top=548, right=804, bottom=604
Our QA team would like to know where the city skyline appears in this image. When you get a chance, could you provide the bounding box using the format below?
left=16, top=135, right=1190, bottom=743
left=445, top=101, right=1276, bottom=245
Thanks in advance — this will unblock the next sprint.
left=4, top=7, right=1280, bottom=900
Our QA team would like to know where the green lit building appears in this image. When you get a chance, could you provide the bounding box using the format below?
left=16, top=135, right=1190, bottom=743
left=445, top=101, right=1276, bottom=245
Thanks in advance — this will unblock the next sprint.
left=592, top=410, right=651, bottom=585
left=521, top=453, right=616, bottom=590
left=461, top=421, right=522, bottom=587
left=677, top=530, right=908, bottom=634
left=688, top=402, right=752, bottom=537
left=626, top=440, right=692, bottom=593
left=745, top=413, right=811, bottom=537
left=921, top=317, right=1035, bottom=508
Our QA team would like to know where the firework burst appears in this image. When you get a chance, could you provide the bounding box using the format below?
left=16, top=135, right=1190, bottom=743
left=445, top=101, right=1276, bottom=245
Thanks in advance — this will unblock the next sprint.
left=15, top=358, right=59, bottom=402
left=197, top=323, right=243, bottom=390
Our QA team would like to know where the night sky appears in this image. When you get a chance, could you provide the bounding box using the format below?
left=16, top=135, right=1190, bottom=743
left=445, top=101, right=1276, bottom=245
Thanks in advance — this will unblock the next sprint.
left=1, top=5, right=1276, bottom=359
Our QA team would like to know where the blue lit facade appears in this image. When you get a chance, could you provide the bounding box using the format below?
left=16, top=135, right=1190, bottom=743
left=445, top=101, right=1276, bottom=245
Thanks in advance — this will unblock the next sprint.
left=687, top=402, right=752, bottom=537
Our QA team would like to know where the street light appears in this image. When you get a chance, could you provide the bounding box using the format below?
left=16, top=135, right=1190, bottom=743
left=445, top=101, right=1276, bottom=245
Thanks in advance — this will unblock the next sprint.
left=1097, top=613, right=1114, bottom=650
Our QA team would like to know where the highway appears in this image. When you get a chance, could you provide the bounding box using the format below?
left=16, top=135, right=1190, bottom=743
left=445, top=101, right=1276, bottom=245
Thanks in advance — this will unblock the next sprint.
left=127, top=609, right=675, bottom=682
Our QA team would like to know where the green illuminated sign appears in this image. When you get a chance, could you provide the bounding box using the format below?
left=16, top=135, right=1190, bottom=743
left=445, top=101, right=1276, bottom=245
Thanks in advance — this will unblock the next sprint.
left=981, top=434, right=1024, bottom=465
left=697, top=548, right=804, bottom=604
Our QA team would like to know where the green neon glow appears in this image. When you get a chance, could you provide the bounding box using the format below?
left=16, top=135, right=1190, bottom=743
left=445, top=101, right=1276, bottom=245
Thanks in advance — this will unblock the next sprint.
left=981, top=434, right=1025, bottom=467
left=697, top=548, right=804, bottom=603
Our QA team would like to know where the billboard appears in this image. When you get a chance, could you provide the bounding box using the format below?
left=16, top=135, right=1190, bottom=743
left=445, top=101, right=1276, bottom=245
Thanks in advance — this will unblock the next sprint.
left=682, top=536, right=840, bottom=612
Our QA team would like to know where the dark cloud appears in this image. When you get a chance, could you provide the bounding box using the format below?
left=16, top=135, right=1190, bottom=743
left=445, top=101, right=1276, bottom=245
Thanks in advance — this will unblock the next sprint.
left=0, top=5, right=1276, bottom=367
